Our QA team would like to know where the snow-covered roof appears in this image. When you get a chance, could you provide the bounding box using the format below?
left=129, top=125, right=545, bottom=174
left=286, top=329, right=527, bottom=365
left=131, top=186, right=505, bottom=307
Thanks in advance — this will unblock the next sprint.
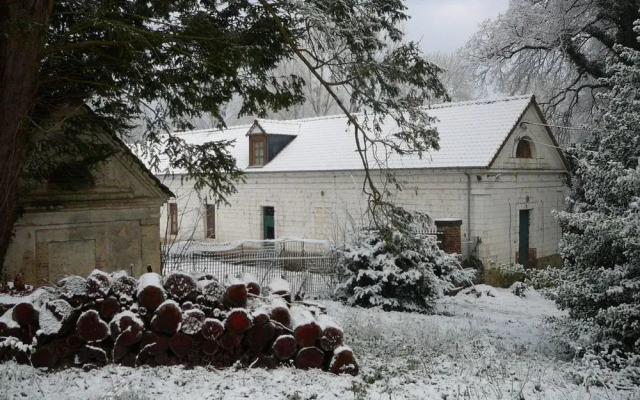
left=165, top=95, right=535, bottom=173
left=249, top=119, right=301, bottom=137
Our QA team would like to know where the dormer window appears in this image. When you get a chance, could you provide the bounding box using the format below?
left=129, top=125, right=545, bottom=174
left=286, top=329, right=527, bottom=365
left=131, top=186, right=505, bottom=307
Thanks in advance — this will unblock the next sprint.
left=247, top=119, right=298, bottom=167
left=250, top=135, right=267, bottom=166
left=516, top=137, right=533, bottom=159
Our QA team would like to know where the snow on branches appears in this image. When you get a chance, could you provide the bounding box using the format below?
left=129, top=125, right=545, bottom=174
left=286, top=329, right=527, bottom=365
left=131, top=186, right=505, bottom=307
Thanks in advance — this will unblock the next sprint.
left=553, top=20, right=640, bottom=361
left=335, top=212, right=474, bottom=313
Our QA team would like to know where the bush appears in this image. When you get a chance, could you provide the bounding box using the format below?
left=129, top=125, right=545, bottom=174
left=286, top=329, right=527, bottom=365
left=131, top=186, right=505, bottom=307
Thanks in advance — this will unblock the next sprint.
left=483, top=261, right=526, bottom=288
left=335, top=214, right=475, bottom=313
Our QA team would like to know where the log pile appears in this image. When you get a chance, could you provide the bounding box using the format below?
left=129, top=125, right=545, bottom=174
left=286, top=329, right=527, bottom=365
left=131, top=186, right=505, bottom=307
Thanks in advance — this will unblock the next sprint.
left=0, top=270, right=358, bottom=375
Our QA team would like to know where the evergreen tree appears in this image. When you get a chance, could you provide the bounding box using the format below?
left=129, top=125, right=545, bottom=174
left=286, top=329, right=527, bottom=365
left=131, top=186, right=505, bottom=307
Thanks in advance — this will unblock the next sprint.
left=336, top=211, right=474, bottom=313
left=0, top=0, right=446, bottom=274
left=554, top=19, right=640, bottom=355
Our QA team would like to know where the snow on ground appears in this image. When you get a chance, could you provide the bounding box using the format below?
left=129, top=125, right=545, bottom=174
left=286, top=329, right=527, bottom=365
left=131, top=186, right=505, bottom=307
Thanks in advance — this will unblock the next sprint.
left=2, top=285, right=639, bottom=400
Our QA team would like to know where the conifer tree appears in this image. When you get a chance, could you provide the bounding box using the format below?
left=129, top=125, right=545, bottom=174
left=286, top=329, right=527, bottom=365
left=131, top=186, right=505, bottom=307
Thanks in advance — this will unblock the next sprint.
left=554, top=19, right=640, bottom=355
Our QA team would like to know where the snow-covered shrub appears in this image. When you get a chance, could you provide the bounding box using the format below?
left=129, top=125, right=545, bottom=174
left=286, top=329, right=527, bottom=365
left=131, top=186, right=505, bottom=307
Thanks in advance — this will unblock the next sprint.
left=552, top=24, right=640, bottom=358
left=483, top=261, right=526, bottom=288
left=335, top=213, right=474, bottom=313
left=525, top=266, right=563, bottom=296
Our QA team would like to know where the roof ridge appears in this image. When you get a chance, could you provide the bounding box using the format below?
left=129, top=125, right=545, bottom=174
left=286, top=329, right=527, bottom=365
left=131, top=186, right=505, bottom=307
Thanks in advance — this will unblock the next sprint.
left=427, top=94, right=533, bottom=110
left=173, top=94, right=533, bottom=137
left=258, top=113, right=352, bottom=124
left=253, top=95, right=533, bottom=124
left=255, top=118, right=303, bottom=125
left=173, top=123, right=253, bottom=136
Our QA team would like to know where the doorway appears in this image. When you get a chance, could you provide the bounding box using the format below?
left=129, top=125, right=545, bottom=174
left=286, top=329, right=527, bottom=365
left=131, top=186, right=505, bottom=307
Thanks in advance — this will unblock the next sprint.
left=519, top=209, right=530, bottom=268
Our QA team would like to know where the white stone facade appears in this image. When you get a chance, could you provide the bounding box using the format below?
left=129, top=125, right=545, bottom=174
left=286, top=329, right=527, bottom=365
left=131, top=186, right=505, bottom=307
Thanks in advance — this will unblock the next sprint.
left=158, top=96, right=568, bottom=266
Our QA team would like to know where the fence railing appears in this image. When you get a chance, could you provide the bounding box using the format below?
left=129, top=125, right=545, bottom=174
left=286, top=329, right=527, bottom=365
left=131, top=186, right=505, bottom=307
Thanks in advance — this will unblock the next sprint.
left=161, top=239, right=340, bottom=299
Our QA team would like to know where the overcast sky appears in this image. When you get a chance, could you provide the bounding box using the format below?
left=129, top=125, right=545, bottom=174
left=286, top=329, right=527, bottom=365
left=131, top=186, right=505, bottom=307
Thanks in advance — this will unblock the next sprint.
left=403, top=0, right=510, bottom=54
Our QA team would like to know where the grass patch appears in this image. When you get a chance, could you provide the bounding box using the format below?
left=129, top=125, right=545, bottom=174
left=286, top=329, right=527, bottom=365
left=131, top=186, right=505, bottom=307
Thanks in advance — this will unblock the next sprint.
left=483, top=262, right=526, bottom=288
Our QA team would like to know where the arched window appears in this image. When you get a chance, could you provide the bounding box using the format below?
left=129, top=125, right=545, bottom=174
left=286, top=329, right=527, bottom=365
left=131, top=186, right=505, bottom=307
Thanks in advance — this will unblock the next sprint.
left=516, top=137, right=533, bottom=159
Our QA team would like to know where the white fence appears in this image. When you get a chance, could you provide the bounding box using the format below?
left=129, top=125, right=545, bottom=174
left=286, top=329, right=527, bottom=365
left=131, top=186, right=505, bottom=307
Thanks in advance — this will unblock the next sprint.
left=161, top=239, right=340, bottom=299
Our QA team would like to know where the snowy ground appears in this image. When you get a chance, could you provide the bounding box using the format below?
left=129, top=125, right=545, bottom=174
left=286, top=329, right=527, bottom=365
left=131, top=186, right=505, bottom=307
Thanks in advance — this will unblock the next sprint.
left=2, top=285, right=639, bottom=400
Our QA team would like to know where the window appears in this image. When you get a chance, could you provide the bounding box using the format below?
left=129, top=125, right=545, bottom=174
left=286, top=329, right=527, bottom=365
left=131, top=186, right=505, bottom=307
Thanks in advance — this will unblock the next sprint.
left=169, top=203, right=178, bottom=235
left=250, top=136, right=267, bottom=166
left=516, top=137, right=533, bottom=159
left=205, top=204, right=215, bottom=239
left=263, top=206, right=275, bottom=240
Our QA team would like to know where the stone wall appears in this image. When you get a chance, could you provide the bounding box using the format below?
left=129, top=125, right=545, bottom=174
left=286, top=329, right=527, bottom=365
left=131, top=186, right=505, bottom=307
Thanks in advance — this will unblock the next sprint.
left=162, top=167, right=566, bottom=266
left=4, top=149, right=169, bottom=284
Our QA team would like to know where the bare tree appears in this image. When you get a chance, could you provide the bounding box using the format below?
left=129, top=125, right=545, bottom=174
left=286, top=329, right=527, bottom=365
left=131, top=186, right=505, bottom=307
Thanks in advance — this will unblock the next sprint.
left=463, top=0, right=640, bottom=144
left=427, top=51, right=478, bottom=102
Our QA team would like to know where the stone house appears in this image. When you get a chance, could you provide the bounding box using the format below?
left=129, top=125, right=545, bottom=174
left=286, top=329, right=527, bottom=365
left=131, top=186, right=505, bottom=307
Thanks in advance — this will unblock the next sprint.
left=4, top=130, right=173, bottom=285
left=158, top=95, right=568, bottom=267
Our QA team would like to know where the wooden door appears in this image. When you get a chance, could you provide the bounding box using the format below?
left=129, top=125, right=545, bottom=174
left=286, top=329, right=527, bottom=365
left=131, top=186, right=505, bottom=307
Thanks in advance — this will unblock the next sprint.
left=519, top=209, right=530, bottom=268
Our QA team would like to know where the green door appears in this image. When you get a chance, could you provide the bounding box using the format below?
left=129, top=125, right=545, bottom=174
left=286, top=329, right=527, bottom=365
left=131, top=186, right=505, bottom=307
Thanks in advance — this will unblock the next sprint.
left=263, top=207, right=275, bottom=240
left=519, top=209, right=530, bottom=268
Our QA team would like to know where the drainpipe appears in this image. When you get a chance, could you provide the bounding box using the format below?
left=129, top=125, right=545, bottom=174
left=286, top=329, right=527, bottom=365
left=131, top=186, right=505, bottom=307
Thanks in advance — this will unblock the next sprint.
left=463, top=171, right=472, bottom=258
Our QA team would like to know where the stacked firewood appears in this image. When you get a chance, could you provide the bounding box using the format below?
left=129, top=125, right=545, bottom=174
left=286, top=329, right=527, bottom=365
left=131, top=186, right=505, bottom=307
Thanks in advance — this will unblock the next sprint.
left=0, top=270, right=358, bottom=375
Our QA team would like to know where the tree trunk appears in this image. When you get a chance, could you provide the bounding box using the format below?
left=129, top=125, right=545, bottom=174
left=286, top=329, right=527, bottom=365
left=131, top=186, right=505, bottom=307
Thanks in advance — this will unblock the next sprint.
left=30, top=344, right=58, bottom=369
left=100, top=297, right=120, bottom=321
left=109, top=311, right=144, bottom=346
left=269, top=296, right=290, bottom=327
left=223, top=282, right=247, bottom=308
left=180, top=308, right=205, bottom=335
left=201, top=318, right=224, bottom=340
left=0, top=0, right=54, bottom=276
left=12, top=302, right=38, bottom=326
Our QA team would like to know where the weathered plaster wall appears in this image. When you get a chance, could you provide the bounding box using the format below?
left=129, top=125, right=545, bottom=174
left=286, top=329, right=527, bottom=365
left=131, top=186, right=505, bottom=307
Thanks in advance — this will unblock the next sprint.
left=4, top=152, right=168, bottom=284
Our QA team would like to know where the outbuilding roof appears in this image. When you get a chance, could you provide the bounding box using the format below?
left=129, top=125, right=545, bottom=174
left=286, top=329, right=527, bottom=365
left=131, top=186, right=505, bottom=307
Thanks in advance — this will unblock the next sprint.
left=167, top=95, right=539, bottom=173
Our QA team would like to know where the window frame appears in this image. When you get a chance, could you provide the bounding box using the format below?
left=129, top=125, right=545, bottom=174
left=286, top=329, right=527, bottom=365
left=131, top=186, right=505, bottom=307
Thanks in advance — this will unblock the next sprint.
left=205, top=203, right=216, bottom=239
left=249, top=135, right=267, bottom=166
left=169, top=203, right=178, bottom=235
left=515, top=137, right=533, bottom=159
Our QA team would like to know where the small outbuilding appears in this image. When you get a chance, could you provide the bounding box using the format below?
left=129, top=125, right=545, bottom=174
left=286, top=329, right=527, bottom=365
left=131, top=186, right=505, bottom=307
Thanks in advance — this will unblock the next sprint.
left=159, top=95, right=568, bottom=267
left=4, top=130, right=173, bottom=285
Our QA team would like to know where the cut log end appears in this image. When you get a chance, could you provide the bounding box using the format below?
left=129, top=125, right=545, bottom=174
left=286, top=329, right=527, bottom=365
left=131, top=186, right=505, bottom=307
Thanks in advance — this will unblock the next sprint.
left=100, top=297, right=120, bottom=321
left=201, top=318, right=224, bottom=341
left=294, top=347, right=324, bottom=370
left=273, top=334, right=297, bottom=361
left=224, top=309, right=252, bottom=334
left=224, top=284, right=248, bottom=308
left=12, top=303, right=37, bottom=326
left=164, top=272, right=198, bottom=302
left=169, top=332, right=193, bottom=358
left=76, top=310, right=110, bottom=343
left=330, top=347, right=359, bottom=375
left=150, top=301, right=182, bottom=335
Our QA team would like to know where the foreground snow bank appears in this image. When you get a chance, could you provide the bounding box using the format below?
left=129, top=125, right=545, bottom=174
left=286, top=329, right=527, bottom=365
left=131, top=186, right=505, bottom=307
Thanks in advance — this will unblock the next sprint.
left=2, top=285, right=638, bottom=399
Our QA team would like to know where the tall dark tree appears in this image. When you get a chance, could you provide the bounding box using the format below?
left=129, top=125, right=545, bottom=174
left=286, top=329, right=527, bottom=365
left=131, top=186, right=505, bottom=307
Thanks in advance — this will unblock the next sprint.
left=0, top=0, right=447, bottom=275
